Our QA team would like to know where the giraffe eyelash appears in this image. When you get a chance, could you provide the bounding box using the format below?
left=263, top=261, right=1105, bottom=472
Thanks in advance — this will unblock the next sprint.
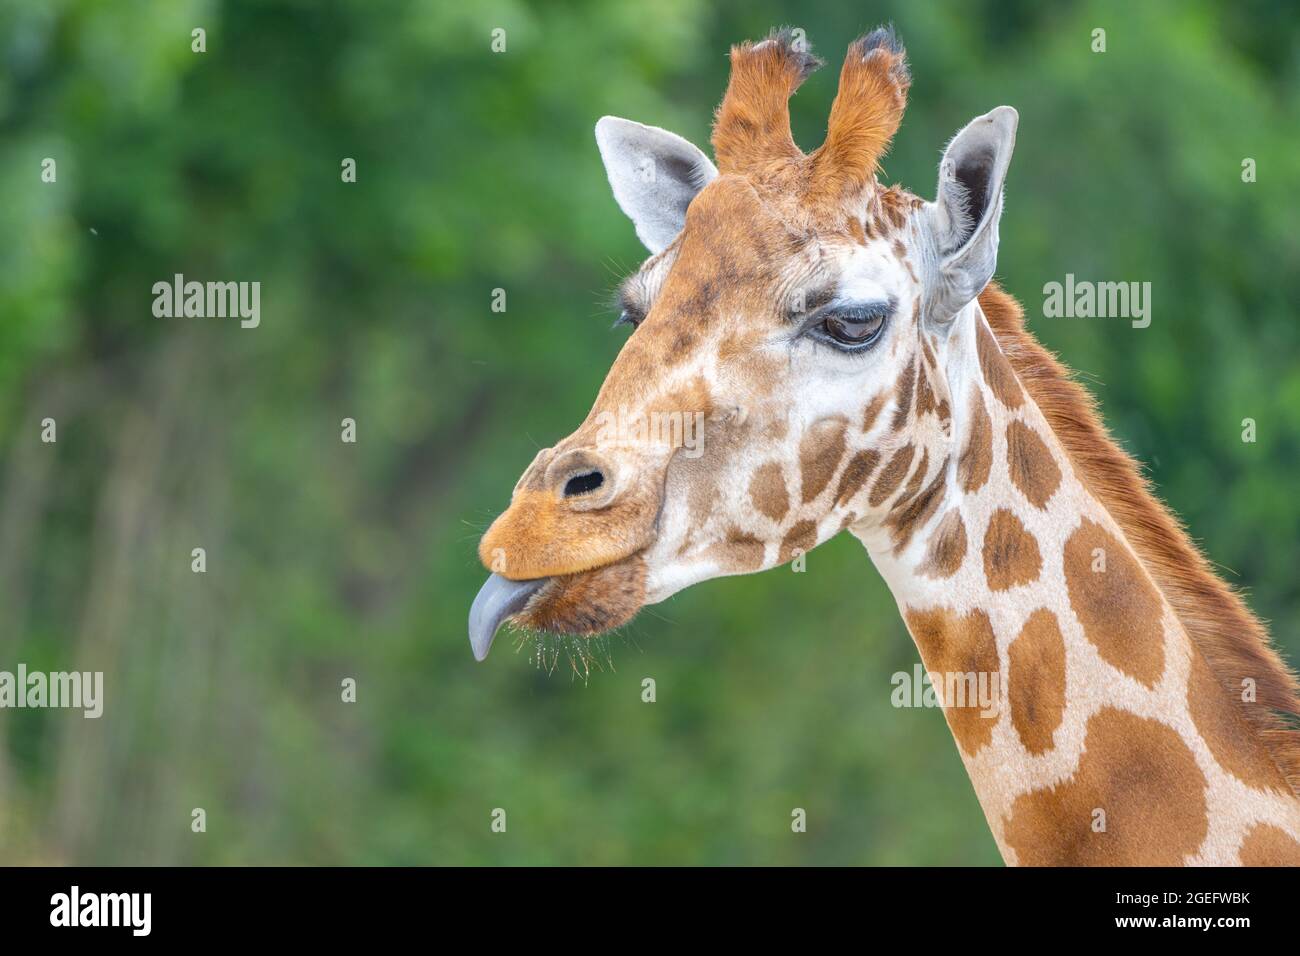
left=613, top=300, right=645, bottom=329
left=612, top=283, right=647, bottom=329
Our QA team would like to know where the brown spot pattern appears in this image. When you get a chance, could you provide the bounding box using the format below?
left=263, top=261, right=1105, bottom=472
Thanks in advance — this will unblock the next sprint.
left=835, top=449, right=880, bottom=506
left=958, top=391, right=992, bottom=493
left=1186, top=653, right=1288, bottom=793
left=1006, top=420, right=1061, bottom=509
left=847, top=217, right=866, bottom=245
left=861, top=394, right=887, bottom=433
left=1063, top=519, right=1165, bottom=687
left=976, top=319, right=1024, bottom=409
left=707, top=528, right=765, bottom=572
left=748, top=462, right=789, bottom=522
left=1004, top=708, right=1208, bottom=865
left=887, top=455, right=948, bottom=553
left=869, top=444, right=915, bottom=507
left=799, top=419, right=847, bottom=503
left=1237, top=823, right=1300, bottom=866
left=904, top=606, right=1000, bottom=757
left=1008, top=609, right=1067, bottom=756
left=982, top=508, right=1042, bottom=591
left=915, top=362, right=938, bottom=418
left=895, top=449, right=928, bottom=508
left=919, top=508, right=967, bottom=578
left=890, top=354, right=917, bottom=430
left=779, top=519, right=817, bottom=565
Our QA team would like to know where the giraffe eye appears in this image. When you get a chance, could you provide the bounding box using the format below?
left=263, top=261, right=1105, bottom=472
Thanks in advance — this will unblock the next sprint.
left=812, top=305, right=889, bottom=351
left=613, top=305, right=645, bottom=330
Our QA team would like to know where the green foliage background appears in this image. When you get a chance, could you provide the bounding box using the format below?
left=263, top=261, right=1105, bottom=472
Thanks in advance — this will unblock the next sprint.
left=0, top=0, right=1297, bottom=864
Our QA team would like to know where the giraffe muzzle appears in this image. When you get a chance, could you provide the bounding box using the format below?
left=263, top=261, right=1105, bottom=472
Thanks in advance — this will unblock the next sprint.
left=468, top=573, right=550, bottom=661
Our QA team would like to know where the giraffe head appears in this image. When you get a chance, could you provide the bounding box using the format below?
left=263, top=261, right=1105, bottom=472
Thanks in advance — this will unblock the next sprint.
left=470, top=26, right=1018, bottom=659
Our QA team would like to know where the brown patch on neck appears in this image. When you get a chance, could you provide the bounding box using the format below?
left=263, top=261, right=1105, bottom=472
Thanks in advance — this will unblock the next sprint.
left=919, top=508, right=967, bottom=579
left=1006, top=420, right=1061, bottom=509
left=894, top=448, right=928, bottom=507
left=780, top=519, right=817, bottom=564
left=1063, top=518, right=1165, bottom=688
left=904, top=606, right=1000, bottom=757
left=915, top=357, right=939, bottom=419
left=1237, top=823, right=1300, bottom=866
left=869, top=443, right=915, bottom=507
left=975, top=317, right=1024, bottom=410
left=957, top=391, right=992, bottom=493
left=1003, top=708, right=1208, bottom=865
left=980, top=281, right=1300, bottom=793
left=887, top=455, right=949, bottom=554
left=1007, top=609, right=1067, bottom=756
left=835, top=449, right=881, bottom=507
left=982, top=508, right=1041, bottom=591
left=1187, top=652, right=1290, bottom=794
left=707, top=527, right=765, bottom=573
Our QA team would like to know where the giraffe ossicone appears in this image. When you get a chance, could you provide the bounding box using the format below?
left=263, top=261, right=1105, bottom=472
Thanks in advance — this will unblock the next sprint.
left=470, top=26, right=1300, bottom=866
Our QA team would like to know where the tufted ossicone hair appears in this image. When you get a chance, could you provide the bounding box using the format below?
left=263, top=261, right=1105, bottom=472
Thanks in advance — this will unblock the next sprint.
left=711, top=25, right=910, bottom=203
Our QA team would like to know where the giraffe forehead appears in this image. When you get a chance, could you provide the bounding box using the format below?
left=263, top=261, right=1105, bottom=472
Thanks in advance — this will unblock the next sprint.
left=662, top=174, right=918, bottom=300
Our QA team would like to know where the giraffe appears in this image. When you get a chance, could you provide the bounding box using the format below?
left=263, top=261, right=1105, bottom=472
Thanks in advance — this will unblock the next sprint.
left=468, top=26, right=1300, bottom=865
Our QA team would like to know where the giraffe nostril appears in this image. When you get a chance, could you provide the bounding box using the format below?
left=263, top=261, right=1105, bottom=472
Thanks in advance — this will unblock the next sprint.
left=563, top=470, right=605, bottom=498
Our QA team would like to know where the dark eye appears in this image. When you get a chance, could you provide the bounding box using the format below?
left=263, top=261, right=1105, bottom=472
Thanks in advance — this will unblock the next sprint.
left=814, top=306, right=888, bottom=350
left=613, top=306, right=645, bottom=330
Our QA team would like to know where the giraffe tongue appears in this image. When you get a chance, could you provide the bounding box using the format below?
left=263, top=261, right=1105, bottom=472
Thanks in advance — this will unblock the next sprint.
left=468, top=573, right=549, bottom=661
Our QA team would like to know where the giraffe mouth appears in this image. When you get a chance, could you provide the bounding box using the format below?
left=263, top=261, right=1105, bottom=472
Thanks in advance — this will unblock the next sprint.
left=468, top=574, right=551, bottom=661
left=468, top=551, right=651, bottom=660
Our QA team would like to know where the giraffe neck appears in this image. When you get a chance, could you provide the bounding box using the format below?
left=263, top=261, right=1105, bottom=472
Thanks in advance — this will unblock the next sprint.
left=852, top=299, right=1300, bottom=865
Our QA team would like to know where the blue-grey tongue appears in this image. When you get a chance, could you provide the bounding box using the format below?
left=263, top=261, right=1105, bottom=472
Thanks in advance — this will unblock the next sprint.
left=468, top=574, right=548, bottom=661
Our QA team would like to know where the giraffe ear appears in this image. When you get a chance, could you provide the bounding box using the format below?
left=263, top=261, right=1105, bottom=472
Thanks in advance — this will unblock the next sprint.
left=595, top=116, right=718, bottom=253
left=926, top=106, right=1018, bottom=323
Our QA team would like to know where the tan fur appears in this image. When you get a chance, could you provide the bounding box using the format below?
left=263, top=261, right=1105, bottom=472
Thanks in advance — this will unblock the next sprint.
left=1005, top=419, right=1061, bottom=509
left=1187, top=653, right=1291, bottom=793
left=905, top=606, right=1000, bottom=757
left=1062, top=518, right=1166, bottom=687
left=799, top=418, right=848, bottom=502
left=886, top=455, right=949, bottom=554
left=835, top=449, right=881, bottom=507
left=981, top=508, right=1041, bottom=591
left=1004, top=708, right=1209, bottom=865
left=807, top=30, right=910, bottom=202
left=1237, top=822, right=1300, bottom=865
left=869, top=443, right=915, bottom=506
left=980, top=283, right=1300, bottom=795
left=749, top=461, right=790, bottom=521
left=1008, top=609, right=1067, bottom=756
left=919, top=508, right=967, bottom=579
left=958, top=391, right=992, bottom=492
left=780, top=519, right=817, bottom=564
left=711, top=29, right=820, bottom=178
